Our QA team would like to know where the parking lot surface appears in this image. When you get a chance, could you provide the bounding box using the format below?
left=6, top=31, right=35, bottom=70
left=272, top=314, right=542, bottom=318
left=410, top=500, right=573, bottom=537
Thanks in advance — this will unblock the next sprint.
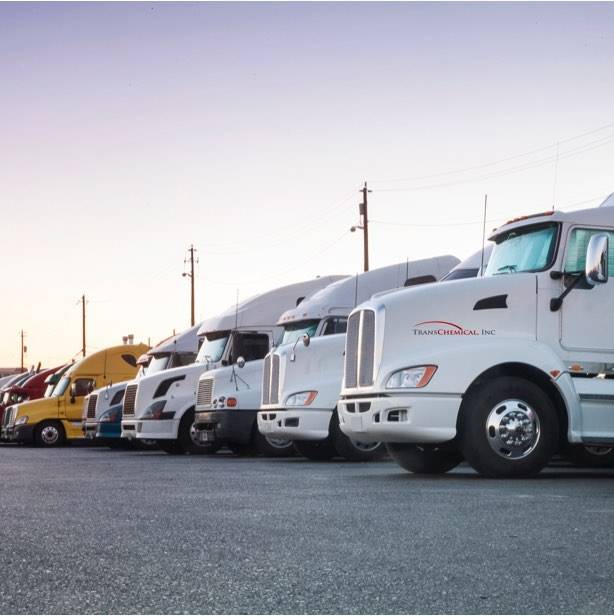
left=1, top=445, right=614, bottom=614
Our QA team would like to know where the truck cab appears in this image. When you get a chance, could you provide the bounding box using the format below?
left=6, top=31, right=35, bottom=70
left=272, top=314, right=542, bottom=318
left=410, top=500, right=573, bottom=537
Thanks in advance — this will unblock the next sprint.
left=189, top=276, right=346, bottom=456
left=258, top=255, right=461, bottom=460
left=3, top=344, right=148, bottom=446
left=83, top=326, right=200, bottom=443
left=337, top=205, right=614, bottom=477
left=0, top=366, right=62, bottom=428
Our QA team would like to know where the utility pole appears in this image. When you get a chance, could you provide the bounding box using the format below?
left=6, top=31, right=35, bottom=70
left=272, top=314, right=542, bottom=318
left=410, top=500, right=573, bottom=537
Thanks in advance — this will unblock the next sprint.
left=79, top=295, right=87, bottom=357
left=183, top=245, right=197, bottom=326
left=351, top=182, right=371, bottom=272
left=20, top=330, right=26, bottom=371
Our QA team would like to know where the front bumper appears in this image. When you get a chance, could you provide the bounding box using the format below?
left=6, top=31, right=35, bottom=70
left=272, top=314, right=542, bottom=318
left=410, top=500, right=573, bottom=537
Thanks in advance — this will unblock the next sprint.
left=83, top=421, right=98, bottom=439
left=257, top=408, right=332, bottom=441
left=337, top=393, right=461, bottom=443
left=4, top=424, right=35, bottom=443
left=193, top=410, right=256, bottom=445
left=121, top=418, right=179, bottom=441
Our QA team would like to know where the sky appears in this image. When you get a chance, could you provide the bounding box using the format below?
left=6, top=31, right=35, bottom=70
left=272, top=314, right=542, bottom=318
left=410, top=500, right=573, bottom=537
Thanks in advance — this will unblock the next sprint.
left=1, top=1, right=614, bottom=367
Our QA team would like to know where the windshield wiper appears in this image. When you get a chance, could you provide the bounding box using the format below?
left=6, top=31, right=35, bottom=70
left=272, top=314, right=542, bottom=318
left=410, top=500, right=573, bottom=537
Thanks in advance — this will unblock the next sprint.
left=497, top=264, right=518, bottom=273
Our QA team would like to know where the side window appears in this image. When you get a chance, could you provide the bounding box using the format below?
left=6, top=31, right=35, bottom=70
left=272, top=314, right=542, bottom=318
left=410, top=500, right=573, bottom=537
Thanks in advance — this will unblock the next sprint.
left=565, top=228, right=614, bottom=274
left=170, top=353, right=197, bottom=368
left=233, top=334, right=270, bottom=363
left=72, top=378, right=95, bottom=397
left=322, top=317, right=348, bottom=336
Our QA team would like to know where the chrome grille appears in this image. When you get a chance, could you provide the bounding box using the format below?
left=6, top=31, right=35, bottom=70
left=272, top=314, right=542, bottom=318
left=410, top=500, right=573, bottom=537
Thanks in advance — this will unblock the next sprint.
left=359, top=310, right=375, bottom=386
left=3, top=406, right=16, bottom=428
left=197, top=377, right=214, bottom=407
left=262, top=354, right=271, bottom=405
left=86, top=394, right=98, bottom=419
left=123, top=384, right=138, bottom=417
left=344, top=312, right=361, bottom=388
left=270, top=354, right=280, bottom=405
left=344, top=310, right=376, bottom=388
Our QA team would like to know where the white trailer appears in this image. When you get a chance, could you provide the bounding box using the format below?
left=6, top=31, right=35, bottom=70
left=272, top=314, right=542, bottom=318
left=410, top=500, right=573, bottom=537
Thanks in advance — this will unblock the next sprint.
left=258, top=255, right=464, bottom=460
left=82, top=325, right=200, bottom=442
left=337, top=205, right=614, bottom=477
left=124, top=276, right=343, bottom=455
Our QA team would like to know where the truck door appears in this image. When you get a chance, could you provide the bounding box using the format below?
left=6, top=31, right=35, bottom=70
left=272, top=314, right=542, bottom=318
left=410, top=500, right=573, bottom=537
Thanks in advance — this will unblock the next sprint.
left=560, top=227, right=614, bottom=356
left=67, top=377, right=96, bottom=421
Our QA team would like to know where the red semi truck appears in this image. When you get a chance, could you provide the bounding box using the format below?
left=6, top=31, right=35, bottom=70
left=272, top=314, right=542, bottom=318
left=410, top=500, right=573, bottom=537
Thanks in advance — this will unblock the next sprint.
left=0, top=366, right=63, bottom=430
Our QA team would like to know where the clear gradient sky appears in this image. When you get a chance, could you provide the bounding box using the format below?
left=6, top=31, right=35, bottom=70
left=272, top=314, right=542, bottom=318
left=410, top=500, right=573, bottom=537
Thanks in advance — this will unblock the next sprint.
left=1, top=1, right=614, bottom=367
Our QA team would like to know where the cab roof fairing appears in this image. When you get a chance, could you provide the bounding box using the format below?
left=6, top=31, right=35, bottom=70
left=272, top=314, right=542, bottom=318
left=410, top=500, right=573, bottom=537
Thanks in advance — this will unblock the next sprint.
left=149, top=323, right=203, bottom=355
left=276, top=256, right=460, bottom=325
left=196, top=276, right=346, bottom=337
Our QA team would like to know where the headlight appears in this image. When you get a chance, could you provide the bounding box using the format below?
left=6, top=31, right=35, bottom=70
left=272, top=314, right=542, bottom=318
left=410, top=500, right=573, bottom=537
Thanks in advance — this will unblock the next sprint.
left=385, top=366, right=437, bottom=389
left=141, top=400, right=167, bottom=419
left=15, top=416, right=28, bottom=426
left=285, top=391, right=318, bottom=406
left=99, top=407, right=122, bottom=423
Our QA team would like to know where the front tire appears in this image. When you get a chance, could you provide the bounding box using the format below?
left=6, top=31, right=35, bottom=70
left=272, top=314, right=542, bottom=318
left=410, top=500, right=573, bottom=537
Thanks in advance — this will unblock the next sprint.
left=253, top=429, right=295, bottom=457
left=459, top=376, right=558, bottom=478
left=294, top=439, right=337, bottom=461
left=178, top=408, right=221, bottom=455
left=387, top=443, right=462, bottom=474
left=34, top=421, right=66, bottom=448
left=331, top=411, right=386, bottom=462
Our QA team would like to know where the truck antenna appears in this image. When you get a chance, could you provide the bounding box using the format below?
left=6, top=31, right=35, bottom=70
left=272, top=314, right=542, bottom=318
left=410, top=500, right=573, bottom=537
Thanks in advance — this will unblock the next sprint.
left=480, top=194, right=488, bottom=277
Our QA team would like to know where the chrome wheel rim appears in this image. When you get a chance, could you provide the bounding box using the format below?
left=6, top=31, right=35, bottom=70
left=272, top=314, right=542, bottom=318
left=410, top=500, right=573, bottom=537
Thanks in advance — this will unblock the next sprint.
left=189, top=423, right=202, bottom=446
left=264, top=435, right=292, bottom=449
left=486, top=399, right=540, bottom=460
left=40, top=425, right=60, bottom=445
left=350, top=439, right=381, bottom=452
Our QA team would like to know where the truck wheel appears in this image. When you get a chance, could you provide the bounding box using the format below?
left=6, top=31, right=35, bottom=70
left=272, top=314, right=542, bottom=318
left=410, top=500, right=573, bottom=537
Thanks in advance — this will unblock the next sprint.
left=459, top=376, right=558, bottom=478
left=179, top=408, right=221, bottom=455
left=34, top=421, right=66, bottom=448
left=253, top=429, right=295, bottom=457
left=294, top=439, right=337, bottom=460
left=386, top=443, right=462, bottom=473
left=330, top=411, right=386, bottom=462
left=566, top=445, right=614, bottom=468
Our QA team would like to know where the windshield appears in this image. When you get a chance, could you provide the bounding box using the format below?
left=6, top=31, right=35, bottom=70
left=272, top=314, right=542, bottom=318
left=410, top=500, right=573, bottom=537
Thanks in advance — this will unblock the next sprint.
left=196, top=331, right=230, bottom=364
left=442, top=267, right=480, bottom=281
left=147, top=354, right=171, bottom=375
left=485, top=223, right=558, bottom=276
left=281, top=320, right=320, bottom=346
left=53, top=375, right=71, bottom=397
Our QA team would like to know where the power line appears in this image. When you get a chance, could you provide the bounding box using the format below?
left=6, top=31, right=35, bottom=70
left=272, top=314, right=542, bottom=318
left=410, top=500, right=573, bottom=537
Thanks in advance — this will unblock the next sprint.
left=371, top=120, right=614, bottom=184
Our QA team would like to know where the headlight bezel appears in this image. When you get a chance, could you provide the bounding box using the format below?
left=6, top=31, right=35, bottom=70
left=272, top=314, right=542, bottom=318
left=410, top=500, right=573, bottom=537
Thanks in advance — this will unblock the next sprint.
left=141, top=400, right=167, bottom=419
left=15, top=415, right=28, bottom=426
left=285, top=391, right=318, bottom=407
left=385, top=365, right=437, bottom=389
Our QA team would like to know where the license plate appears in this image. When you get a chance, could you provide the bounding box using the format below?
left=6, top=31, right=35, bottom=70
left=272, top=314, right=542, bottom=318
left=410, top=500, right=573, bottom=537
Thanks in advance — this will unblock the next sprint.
left=199, top=431, right=214, bottom=443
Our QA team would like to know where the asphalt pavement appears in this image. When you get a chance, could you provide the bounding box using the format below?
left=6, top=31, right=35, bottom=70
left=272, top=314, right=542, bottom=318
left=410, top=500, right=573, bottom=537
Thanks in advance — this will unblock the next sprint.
left=1, top=444, right=614, bottom=614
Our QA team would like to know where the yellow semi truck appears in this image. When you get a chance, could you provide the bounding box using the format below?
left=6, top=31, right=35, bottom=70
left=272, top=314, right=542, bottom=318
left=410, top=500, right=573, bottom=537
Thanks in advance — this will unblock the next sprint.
left=2, top=343, right=148, bottom=447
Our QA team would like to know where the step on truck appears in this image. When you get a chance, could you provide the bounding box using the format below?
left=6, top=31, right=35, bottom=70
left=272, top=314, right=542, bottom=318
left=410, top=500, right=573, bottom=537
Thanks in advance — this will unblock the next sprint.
left=188, top=276, right=347, bottom=456
left=258, top=255, right=463, bottom=460
left=83, top=325, right=200, bottom=444
left=122, top=276, right=342, bottom=455
left=337, top=204, right=614, bottom=478
left=3, top=343, right=148, bottom=446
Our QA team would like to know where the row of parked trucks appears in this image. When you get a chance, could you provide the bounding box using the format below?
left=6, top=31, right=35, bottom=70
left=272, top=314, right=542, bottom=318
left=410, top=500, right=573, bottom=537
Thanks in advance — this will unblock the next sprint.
left=2, top=200, right=613, bottom=477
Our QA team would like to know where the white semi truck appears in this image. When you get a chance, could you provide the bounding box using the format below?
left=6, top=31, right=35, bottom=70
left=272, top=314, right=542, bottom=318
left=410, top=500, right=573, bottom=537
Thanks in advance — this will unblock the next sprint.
left=123, top=276, right=343, bottom=454
left=190, top=276, right=346, bottom=456
left=258, top=255, right=461, bottom=460
left=337, top=205, right=614, bottom=478
left=82, top=325, right=200, bottom=443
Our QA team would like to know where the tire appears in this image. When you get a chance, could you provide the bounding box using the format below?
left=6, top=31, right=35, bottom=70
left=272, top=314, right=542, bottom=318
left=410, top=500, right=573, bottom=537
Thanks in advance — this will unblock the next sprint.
left=178, top=408, right=221, bottom=455
left=135, top=439, right=159, bottom=451
left=253, top=429, right=295, bottom=457
left=227, top=442, right=257, bottom=456
left=34, top=421, right=66, bottom=448
left=459, top=376, right=559, bottom=478
left=331, top=411, right=387, bottom=462
left=386, top=443, right=462, bottom=474
left=566, top=444, right=614, bottom=468
left=294, top=439, right=337, bottom=461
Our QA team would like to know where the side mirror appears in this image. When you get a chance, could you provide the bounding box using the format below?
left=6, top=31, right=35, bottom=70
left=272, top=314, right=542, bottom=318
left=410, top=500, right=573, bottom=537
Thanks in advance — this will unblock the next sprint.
left=585, top=233, right=609, bottom=286
left=236, top=356, right=246, bottom=369
left=302, top=333, right=311, bottom=348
